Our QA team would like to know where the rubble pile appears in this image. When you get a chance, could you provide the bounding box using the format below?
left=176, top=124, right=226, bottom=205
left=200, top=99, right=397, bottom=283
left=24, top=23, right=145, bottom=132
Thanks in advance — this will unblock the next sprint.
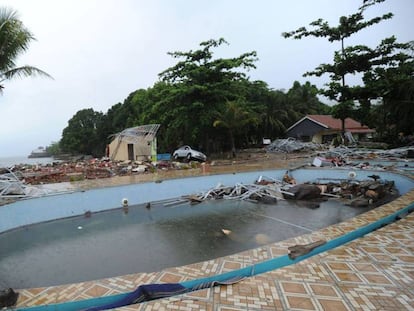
left=0, top=167, right=48, bottom=203
left=321, top=146, right=414, bottom=161
left=4, top=158, right=202, bottom=185
left=266, top=140, right=414, bottom=174
left=184, top=181, right=284, bottom=205
left=309, top=146, right=414, bottom=175
left=185, top=174, right=399, bottom=209
left=266, top=138, right=323, bottom=153
left=305, top=176, right=398, bottom=207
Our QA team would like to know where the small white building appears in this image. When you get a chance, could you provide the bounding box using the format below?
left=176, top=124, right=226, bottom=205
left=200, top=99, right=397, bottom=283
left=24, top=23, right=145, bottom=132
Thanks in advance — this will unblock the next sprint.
left=108, top=124, right=160, bottom=162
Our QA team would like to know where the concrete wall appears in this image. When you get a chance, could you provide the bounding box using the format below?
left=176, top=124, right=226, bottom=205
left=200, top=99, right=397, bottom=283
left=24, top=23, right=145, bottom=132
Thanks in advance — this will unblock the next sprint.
left=109, top=137, right=154, bottom=161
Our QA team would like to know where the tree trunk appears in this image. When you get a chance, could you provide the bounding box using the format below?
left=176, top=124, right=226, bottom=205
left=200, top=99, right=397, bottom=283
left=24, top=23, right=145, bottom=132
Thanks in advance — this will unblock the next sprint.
left=229, top=130, right=236, bottom=158
left=341, top=37, right=346, bottom=88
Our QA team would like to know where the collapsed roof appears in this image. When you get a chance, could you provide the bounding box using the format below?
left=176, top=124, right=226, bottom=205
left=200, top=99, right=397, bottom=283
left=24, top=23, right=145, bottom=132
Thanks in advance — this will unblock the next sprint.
left=109, top=124, right=161, bottom=143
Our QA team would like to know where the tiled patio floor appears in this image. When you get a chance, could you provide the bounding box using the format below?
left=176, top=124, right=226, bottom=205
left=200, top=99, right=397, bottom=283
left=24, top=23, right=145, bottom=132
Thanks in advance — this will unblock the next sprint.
left=14, top=186, right=414, bottom=310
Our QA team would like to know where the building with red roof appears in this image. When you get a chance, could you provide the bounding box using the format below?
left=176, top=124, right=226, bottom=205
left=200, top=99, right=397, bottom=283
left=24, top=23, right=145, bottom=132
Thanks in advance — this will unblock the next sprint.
left=286, top=115, right=375, bottom=144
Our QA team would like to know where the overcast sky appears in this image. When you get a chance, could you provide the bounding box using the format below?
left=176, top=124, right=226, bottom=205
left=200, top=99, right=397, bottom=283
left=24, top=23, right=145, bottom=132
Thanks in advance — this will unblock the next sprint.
left=0, top=0, right=412, bottom=157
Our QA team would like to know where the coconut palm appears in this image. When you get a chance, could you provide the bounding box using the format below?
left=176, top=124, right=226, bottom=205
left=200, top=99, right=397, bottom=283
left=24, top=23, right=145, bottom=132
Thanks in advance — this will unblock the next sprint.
left=213, top=100, right=258, bottom=157
left=0, top=7, right=51, bottom=93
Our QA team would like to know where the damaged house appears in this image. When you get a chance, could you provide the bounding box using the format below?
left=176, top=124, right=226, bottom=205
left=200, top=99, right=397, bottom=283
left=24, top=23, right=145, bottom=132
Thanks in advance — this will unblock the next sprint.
left=286, top=115, right=375, bottom=144
left=108, top=124, right=160, bottom=162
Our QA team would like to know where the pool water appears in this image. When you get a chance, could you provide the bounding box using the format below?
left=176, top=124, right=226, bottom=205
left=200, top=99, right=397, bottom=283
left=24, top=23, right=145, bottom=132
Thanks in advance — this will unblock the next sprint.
left=0, top=197, right=375, bottom=289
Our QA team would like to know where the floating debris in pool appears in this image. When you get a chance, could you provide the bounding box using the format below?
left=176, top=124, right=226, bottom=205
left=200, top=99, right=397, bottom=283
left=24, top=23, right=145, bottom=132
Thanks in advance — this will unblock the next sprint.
left=185, top=174, right=399, bottom=208
left=77, top=226, right=83, bottom=230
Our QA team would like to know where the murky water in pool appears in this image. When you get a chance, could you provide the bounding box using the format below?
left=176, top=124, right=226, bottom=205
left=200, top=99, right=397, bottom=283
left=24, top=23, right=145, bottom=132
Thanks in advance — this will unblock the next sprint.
left=0, top=198, right=374, bottom=288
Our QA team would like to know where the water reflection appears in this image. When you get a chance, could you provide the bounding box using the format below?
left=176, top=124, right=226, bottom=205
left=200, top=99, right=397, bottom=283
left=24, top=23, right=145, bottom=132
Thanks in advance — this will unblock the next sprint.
left=0, top=198, right=374, bottom=288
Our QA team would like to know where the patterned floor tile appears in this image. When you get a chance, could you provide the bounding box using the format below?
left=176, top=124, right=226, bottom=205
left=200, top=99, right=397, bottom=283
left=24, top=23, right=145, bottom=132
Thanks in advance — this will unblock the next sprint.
left=285, top=295, right=317, bottom=310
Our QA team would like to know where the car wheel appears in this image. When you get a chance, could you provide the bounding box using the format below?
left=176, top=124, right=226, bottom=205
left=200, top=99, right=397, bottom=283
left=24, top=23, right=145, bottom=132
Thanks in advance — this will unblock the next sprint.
left=173, top=153, right=178, bottom=160
left=186, top=153, right=192, bottom=162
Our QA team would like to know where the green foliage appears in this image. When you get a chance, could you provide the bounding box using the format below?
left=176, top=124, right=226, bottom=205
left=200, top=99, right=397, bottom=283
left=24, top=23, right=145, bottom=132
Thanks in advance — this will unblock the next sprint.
left=60, top=108, right=104, bottom=156
left=282, top=0, right=413, bottom=141
left=282, top=0, right=392, bottom=43
left=59, top=40, right=328, bottom=155
left=213, top=99, right=258, bottom=155
left=0, top=7, right=52, bottom=92
left=156, top=38, right=258, bottom=152
left=362, top=40, right=414, bottom=140
left=331, top=100, right=355, bottom=132
left=45, top=141, right=61, bottom=156
left=283, top=0, right=393, bottom=104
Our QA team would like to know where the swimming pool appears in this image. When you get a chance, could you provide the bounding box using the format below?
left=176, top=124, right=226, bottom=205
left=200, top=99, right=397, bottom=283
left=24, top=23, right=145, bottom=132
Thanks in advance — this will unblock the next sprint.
left=1, top=168, right=413, bottom=289
left=0, top=197, right=378, bottom=288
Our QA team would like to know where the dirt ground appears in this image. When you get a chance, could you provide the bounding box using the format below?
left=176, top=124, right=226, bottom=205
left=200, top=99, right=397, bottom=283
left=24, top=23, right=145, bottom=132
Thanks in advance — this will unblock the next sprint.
left=74, top=151, right=312, bottom=191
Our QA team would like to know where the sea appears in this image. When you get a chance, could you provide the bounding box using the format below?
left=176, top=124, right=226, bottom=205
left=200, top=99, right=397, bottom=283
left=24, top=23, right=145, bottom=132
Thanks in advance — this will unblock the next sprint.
left=0, top=156, right=57, bottom=168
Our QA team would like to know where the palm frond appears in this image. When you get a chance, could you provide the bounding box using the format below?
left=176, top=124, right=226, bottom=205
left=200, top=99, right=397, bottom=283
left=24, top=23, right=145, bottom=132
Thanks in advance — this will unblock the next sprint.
left=0, top=7, right=51, bottom=92
left=1, top=65, right=53, bottom=80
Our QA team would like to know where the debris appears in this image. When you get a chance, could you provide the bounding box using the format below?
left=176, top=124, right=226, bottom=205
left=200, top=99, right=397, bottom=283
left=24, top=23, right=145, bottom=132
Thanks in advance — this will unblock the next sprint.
left=184, top=174, right=399, bottom=208
left=187, top=195, right=203, bottom=204
left=2, top=144, right=410, bottom=206
left=368, top=174, right=380, bottom=181
left=183, top=181, right=284, bottom=204
left=283, top=184, right=321, bottom=200
left=282, top=171, right=297, bottom=185
left=0, top=288, right=19, bottom=308
left=266, top=138, right=322, bottom=153
left=349, top=198, right=371, bottom=207
left=288, top=240, right=326, bottom=259
left=0, top=167, right=55, bottom=202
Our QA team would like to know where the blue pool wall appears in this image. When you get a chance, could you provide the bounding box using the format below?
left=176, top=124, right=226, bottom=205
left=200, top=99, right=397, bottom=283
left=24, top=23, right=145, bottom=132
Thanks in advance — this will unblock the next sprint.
left=1, top=168, right=413, bottom=233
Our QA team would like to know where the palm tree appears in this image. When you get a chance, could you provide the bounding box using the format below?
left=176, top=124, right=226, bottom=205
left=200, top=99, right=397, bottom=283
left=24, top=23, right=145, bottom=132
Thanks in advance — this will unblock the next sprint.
left=213, top=100, right=258, bottom=157
left=0, top=7, right=51, bottom=93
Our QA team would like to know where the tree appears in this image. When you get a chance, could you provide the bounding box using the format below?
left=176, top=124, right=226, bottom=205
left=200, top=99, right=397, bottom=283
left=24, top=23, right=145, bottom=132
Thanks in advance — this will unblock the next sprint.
left=282, top=0, right=393, bottom=133
left=45, top=141, right=61, bottom=156
left=213, top=100, right=258, bottom=157
left=60, top=108, right=104, bottom=156
left=0, top=7, right=51, bottom=93
left=286, top=81, right=329, bottom=116
left=361, top=38, right=414, bottom=141
left=158, top=38, right=258, bottom=152
left=331, top=100, right=355, bottom=134
left=243, top=80, right=290, bottom=139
